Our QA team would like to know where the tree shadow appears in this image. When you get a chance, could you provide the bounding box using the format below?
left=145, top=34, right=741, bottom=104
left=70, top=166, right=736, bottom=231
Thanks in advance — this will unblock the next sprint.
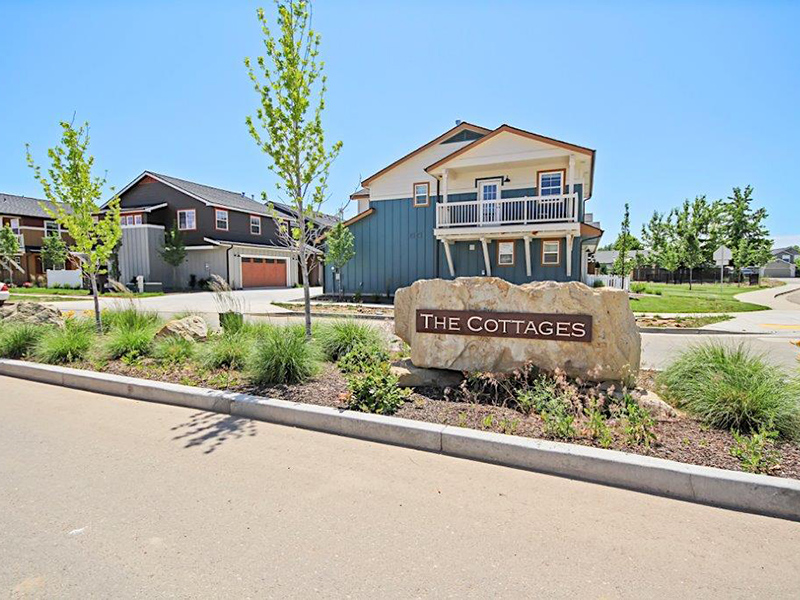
left=170, top=411, right=257, bottom=454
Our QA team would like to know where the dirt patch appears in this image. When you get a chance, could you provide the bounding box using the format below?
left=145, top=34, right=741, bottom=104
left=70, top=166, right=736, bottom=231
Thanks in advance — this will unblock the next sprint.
left=71, top=360, right=800, bottom=480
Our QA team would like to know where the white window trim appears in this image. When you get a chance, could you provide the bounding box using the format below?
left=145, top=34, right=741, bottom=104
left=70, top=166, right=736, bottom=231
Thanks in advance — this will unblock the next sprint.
left=542, top=240, right=561, bottom=265
left=497, top=240, right=515, bottom=266
left=44, top=220, right=60, bottom=235
left=413, top=182, right=430, bottom=207
left=538, top=171, right=564, bottom=197
left=177, top=209, right=196, bottom=231
left=215, top=209, right=229, bottom=231
left=250, top=215, right=261, bottom=235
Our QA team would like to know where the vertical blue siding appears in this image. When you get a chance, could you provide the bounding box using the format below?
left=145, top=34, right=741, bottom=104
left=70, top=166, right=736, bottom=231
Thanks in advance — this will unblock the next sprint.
left=326, top=187, right=587, bottom=297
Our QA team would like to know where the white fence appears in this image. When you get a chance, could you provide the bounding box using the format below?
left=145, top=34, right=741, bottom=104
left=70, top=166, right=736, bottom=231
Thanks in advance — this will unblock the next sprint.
left=583, top=274, right=630, bottom=291
left=46, top=269, right=83, bottom=288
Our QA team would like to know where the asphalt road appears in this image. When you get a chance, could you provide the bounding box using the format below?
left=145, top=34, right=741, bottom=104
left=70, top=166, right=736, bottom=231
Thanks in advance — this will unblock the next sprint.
left=2, top=376, right=800, bottom=599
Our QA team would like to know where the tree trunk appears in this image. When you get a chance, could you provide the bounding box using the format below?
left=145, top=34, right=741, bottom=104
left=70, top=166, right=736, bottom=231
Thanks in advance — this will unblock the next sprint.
left=300, top=252, right=312, bottom=339
left=689, top=267, right=693, bottom=290
left=90, top=273, right=102, bottom=334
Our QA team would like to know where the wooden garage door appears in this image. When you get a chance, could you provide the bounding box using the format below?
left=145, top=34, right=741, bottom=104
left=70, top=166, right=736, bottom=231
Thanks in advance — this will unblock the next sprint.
left=241, top=257, right=287, bottom=288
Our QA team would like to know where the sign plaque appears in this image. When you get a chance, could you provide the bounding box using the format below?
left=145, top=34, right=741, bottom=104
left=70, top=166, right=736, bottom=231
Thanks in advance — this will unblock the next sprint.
left=415, top=309, right=593, bottom=343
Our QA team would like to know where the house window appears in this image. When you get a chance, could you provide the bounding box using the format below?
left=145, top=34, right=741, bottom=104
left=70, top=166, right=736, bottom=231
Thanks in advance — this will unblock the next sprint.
left=250, top=215, right=261, bottom=235
left=497, top=241, right=515, bottom=266
left=177, top=209, right=196, bottom=231
left=413, top=182, right=430, bottom=207
left=45, top=221, right=59, bottom=236
left=9, top=218, right=20, bottom=234
left=538, top=171, right=563, bottom=196
left=542, top=240, right=561, bottom=265
left=134, top=214, right=142, bottom=225
left=215, top=209, right=229, bottom=230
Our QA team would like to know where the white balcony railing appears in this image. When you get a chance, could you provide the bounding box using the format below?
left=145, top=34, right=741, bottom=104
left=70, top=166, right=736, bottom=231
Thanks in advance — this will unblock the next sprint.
left=436, top=193, right=579, bottom=229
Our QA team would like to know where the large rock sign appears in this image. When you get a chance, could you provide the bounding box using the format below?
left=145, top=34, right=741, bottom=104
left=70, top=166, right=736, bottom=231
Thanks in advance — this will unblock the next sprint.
left=395, top=278, right=640, bottom=382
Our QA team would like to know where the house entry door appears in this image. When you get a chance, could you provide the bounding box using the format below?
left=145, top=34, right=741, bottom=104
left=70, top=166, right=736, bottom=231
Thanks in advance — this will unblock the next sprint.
left=478, top=180, right=501, bottom=225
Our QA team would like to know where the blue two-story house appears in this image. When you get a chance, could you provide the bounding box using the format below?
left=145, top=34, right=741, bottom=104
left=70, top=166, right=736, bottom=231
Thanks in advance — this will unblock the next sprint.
left=325, top=121, right=604, bottom=298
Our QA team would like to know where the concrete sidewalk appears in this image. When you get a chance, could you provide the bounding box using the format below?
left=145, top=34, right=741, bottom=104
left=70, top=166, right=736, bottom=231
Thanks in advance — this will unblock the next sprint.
left=2, top=376, right=800, bottom=598
left=704, top=279, right=800, bottom=334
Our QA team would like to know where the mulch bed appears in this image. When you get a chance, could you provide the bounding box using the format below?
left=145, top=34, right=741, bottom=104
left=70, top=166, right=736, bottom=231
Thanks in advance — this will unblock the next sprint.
left=74, top=360, right=800, bottom=480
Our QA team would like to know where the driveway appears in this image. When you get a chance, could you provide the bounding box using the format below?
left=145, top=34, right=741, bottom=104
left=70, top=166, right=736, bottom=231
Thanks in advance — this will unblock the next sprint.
left=43, top=286, right=322, bottom=318
left=2, top=376, right=799, bottom=598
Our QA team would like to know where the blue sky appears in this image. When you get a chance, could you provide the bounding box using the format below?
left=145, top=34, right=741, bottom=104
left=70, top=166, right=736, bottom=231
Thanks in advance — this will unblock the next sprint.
left=1, top=1, right=798, bottom=246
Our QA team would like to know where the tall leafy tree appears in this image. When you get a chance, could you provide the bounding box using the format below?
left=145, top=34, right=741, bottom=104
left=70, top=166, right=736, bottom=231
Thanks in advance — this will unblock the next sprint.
left=612, top=203, right=634, bottom=288
left=41, top=232, right=68, bottom=270
left=158, top=224, right=187, bottom=290
left=675, top=196, right=715, bottom=289
left=722, top=186, right=772, bottom=282
left=324, top=222, right=355, bottom=299
left=26, top=121, right=122, bottom=333
left=245, top=1, right=342, bottom=338
left=0, top=225, right=21, bottom=282
left=640, top=211, right=669, bottom=269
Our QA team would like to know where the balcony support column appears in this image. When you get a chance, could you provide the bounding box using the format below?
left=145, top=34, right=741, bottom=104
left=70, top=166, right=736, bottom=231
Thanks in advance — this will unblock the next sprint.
left=565, top=233, right=574, bottom=278
left=442, top=169, right=449, bottom=203
left=568, top=154, right=575, bottom=194
left=523, top=235, right=532, bottom=277
left=480, top=238, right=492, bottom=277
left=442, top=240, right=455, bottom=277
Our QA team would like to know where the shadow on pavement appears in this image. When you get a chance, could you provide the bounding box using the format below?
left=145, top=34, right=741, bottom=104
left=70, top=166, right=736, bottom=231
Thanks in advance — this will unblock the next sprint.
left=170, top=411, right=257, bottom=454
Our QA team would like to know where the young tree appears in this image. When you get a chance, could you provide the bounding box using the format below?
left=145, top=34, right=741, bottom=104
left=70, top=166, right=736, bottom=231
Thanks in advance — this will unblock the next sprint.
left=245, top=1, right=342, bottom=338
left=675, top=196, right=714, bottom=289
left=158, top=224, right=187, bottom=290
left=612, top=203, right=634, bottom=288
left=41, top=232, right=68, bottom=270
left=722, top=186, right=772, bottom=282
left=324, top=222, right=355, bottom=299
left=26, top=121, right=122, bottom=333
left=0, top=225, right=21, bottom=282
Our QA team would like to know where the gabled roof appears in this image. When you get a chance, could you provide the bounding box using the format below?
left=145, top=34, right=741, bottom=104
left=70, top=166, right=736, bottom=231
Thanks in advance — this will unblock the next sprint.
left=360, top=122, right=491, bottom=187
left=424, top=124, right=596, bottom=198
left=0, top=192, right=65, bottom=219
left=772, top=246, right=800, bottom=257
left=114, top=171, right=337, bottom=227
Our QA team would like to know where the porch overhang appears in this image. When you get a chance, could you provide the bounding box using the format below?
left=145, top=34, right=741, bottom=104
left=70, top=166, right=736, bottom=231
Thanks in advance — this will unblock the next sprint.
left=433, top=221, right=580, bottom=241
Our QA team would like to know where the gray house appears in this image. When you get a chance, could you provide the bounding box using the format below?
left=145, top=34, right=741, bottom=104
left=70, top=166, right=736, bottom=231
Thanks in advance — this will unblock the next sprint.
left=324, top=122, right=603, bottom=297
left=109, top=171, right=333, bottom=290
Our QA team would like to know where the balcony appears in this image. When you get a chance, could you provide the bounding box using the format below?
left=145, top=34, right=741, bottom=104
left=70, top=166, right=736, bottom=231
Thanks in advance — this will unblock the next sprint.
left=14, top=233, right=24, bottom=252
left=436, top=193, right=578, bottom=229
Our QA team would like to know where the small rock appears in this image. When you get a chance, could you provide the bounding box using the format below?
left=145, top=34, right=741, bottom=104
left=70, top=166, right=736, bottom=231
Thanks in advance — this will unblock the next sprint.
left=633, top=389, right=678, bottom=419
left=390, top=359, right=463, bottom=388
left=155, top=315, right=208, bottom=341
left=0, top=302, right=64, bottom=327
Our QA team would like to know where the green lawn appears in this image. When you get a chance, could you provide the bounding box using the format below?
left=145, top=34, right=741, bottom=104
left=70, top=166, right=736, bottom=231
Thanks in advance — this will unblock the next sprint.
left=11, top=287, right=89, bottom=296
left=629, top=283, right=770, bottom=313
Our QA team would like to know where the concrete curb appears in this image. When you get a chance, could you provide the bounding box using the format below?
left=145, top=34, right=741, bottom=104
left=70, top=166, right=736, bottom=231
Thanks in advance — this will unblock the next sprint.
left=2, top=358, right=798, bottom=522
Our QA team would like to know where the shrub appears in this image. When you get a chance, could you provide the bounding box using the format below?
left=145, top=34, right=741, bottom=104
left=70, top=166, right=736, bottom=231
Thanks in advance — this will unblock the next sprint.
left=153, top=336, right=197, bottom=364
left=248, top=325, right=319, bottom=384
left=0, top=323, right=44, bottom=359
left=617, top=394, right=656, bottom=447
left=630, top=282, right=646, bottom=294
left=219, top=311, right=244, bottom=334
left=345, top=363, right=410, bottom=415
left=201, top=332, right=252, bottom=370
left=730, top=425, right=781, bottom=474
left=35, top=320, right=94, bottom=364
left=592, top=279, right=605, bottom=288
left=102, top=307, right=160, bottom=332
left=337, top=342, right=390, bottom=374
left=315, top=320, right=385, bottom=362
left=103, top=326, right=155, bottom=360
left=585, top=401, right=614, bottom=448
left=657, top=343, right=800, bottom=439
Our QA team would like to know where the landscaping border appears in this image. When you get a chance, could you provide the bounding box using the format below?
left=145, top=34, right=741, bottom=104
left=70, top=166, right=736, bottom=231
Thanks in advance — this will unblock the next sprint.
left=1, top=358, right=798, bottom=522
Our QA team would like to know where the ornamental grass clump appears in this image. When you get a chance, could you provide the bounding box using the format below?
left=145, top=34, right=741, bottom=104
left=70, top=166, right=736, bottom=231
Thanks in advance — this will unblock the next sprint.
left=102, top=307, right=160, bottom=332
left=248, top=325, right=319, bottom=385
left=315, top=320, right=385, bottom=362
left=34, top=319, right=94, bottom=364
left=103, top=325, right=156, bottom=360
left=153, top=336, right=197, bottom=365
left=0, top=323, right=45, bottom=359
left=201, top=331, right=253, bottom=370
left=657, top=342, right=800, bottom=440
